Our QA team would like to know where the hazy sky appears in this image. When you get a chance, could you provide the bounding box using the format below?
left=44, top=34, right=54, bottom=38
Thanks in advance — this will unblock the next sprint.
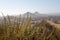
left=0, top=0, right=60, bottom=16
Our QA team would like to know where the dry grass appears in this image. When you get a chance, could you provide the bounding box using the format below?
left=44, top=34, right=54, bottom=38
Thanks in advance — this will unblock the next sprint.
left=0, top=15, right=60, bottom=40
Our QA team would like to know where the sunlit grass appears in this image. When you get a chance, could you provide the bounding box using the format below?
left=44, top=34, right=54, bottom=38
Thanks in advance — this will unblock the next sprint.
left=0, top=15, right=60, bottom=40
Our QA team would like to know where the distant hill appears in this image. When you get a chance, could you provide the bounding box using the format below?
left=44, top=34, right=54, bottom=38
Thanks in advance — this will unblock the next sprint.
left=19, top=12, right=50, bottom=21
left=23, top=12, right=49, bottom=17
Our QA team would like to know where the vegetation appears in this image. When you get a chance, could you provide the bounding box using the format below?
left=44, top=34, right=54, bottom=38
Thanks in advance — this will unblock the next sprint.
left=0, top=16, right=60, bottom=40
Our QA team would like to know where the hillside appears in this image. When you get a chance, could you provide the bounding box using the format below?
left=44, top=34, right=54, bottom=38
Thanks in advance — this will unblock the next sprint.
left=46, top=20, right=60, bottom=30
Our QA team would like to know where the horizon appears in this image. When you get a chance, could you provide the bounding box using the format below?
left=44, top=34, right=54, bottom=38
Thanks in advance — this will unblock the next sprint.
left=0, top=0, right=60, bottom=16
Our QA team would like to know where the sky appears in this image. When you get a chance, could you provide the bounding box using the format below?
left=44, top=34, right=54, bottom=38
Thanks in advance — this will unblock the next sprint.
left=0, top=0, right=60, bottom=16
